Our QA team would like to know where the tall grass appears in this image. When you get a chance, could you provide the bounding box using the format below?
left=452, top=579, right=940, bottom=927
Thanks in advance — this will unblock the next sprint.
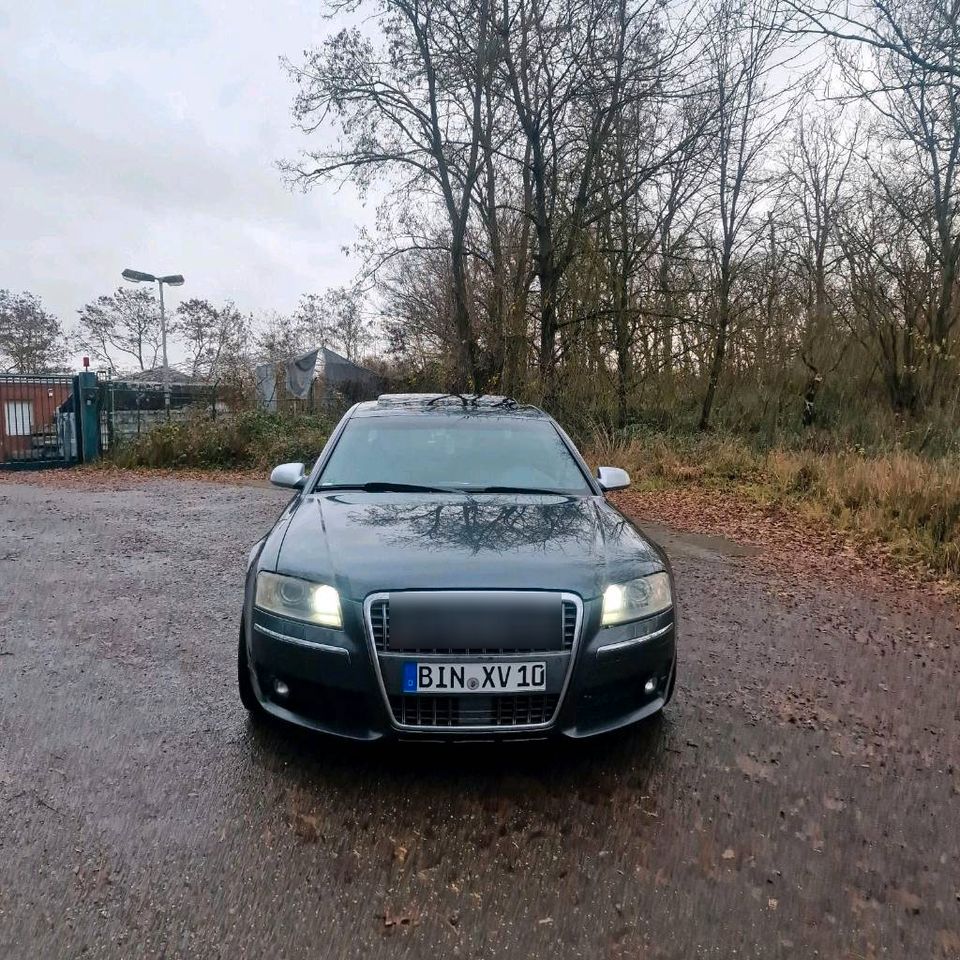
left=583, top=425, right=960, bottom=577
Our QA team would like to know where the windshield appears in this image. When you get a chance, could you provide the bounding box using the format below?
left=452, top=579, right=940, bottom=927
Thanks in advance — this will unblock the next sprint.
left=315, top=415, right=592, bottom=495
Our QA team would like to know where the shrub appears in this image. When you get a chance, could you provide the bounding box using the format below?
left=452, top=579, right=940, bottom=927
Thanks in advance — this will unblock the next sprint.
left=109, top=410, right=333, bottom=470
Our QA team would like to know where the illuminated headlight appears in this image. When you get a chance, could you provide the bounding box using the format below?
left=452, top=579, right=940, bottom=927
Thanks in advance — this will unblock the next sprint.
left=602, top=573, right=672, bottom=626
left=255, top=572, right=342, bottom=628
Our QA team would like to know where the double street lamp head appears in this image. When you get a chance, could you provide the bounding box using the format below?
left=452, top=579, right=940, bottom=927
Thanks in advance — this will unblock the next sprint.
left=122, top=268, right=184, bottom=286
left=120, top=267, right=182, bottom=397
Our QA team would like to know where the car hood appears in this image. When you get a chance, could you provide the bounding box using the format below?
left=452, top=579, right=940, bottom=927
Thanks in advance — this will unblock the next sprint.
left=274, top=492, right=665, bottom=600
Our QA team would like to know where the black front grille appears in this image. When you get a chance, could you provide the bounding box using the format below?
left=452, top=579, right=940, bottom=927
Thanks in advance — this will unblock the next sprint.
left=371, top=598, right=389, bottom=649
left=388, top=693, right=560, bottom=727
left=562, top=600, right=577, bottom=649
left=370, top=595, right=577, bottom=654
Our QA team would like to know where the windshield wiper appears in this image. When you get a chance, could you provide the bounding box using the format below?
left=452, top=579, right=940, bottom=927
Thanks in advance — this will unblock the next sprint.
left=463, top=485, right=572, bottom=496
left=317, top=481, right=459, bottom=494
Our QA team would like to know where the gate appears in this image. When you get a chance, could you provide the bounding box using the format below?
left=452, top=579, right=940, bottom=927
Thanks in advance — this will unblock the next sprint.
left=0, top=374, right=80, bottom=469
left=97, top=378, right=220, bottom=454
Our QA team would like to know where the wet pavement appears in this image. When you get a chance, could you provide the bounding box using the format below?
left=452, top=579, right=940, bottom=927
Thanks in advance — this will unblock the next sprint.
left=1, top=478, right=958, bottom=959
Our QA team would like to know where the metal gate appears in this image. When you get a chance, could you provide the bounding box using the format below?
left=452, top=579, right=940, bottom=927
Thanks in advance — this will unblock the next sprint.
left=96, top=378, right=220, bottom=454
left=0, top=374, right=80, bottom=469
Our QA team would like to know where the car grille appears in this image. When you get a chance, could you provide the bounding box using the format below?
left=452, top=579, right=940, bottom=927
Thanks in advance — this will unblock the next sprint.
left=562, top=600, right=577, bottom=648
left=388, top=693, right=560, bottom=728
left=370, top=597, right=578, bottom=654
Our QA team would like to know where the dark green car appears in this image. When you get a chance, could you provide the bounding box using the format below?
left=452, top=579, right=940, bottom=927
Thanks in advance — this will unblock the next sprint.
left=239, top=394, right=676, bottom=739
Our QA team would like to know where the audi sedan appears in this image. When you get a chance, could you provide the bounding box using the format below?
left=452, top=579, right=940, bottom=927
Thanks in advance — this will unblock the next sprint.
left=238, top=394, right=676, bottom=739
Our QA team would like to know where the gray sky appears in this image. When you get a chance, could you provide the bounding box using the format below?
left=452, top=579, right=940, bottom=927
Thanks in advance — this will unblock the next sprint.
left=0, top=0, right=369, bottom=357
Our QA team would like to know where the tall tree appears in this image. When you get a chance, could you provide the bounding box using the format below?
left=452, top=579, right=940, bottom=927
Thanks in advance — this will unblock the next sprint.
left=781, top=108, right=858, bottom=423
left=284, top=0, right=500, bottom=389
left=787, top=0, right=960, bottom=83
left=253, top=311, right=309, bottom=364
left=77, top=287, right=162, bottom=374
left=295, top=287, right=373, bottom=362
left=495, top=0, right=681, bottom=396
left=698, top=0, right=795, bottom=430
left=173, top=298, right=250, bottom=382
left=0, top=290, right=64, bottom=373
left=826, top=1, right=960, bottom=408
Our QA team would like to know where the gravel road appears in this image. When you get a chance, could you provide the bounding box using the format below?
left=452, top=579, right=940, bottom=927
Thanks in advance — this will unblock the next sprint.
left=1, top=477, right=958, bottom=959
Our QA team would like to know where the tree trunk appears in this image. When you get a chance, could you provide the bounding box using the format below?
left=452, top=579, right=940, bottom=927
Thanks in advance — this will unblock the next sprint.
left=450, top=232, right=483, bottom=391
left=699, top=262, right=731, bottom=431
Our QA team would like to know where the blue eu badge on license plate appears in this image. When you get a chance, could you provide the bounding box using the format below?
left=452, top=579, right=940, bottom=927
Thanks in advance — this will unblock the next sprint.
left=402, top=662, right=418, bottom=692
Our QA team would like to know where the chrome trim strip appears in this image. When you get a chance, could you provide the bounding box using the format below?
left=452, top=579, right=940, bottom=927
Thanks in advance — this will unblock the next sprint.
left=362, top=591, right=584, bottom=734
left=253, top=622, right=350, bottom=658
left=596, top=622, right=673, bottom=657
left=376, top=650, right=569, bottom=662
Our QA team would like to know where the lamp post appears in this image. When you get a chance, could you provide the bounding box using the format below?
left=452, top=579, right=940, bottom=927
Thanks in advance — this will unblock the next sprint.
left=121, top=268, right=184, bottom=413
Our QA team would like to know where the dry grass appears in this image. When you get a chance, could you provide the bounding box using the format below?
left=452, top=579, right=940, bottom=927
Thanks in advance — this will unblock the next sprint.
left=583, top=428, right=960, bottom=578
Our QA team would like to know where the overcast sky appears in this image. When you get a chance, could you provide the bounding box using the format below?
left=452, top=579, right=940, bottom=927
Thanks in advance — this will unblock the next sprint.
left=0, top=0, right=369, bottom=355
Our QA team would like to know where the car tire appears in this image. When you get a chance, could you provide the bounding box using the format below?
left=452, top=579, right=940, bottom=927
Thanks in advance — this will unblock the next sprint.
left=238, top=622, right=264, bottom=716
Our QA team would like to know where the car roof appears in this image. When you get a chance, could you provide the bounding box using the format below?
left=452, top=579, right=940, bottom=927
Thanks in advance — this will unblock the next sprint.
left=351, top=394, right=550, bottom=420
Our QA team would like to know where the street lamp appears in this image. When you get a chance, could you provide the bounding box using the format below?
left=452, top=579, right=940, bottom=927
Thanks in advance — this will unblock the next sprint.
left=121, top=268, right=185, bottom=411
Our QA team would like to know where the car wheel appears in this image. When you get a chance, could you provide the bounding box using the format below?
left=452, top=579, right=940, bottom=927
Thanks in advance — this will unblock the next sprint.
left=238, top=622, right=264, bottom=716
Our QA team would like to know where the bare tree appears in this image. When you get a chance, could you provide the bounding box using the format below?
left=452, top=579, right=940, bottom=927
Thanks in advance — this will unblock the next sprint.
left=173, top=298, right=250, bottom=383
left=0, top=290, right=64, bottom=373
left=826, top=10, right=960, bottom=407
left=495, top=0, right=688, bottom=397
left=284, top=0, right=501, bottom=389
left=838, top=186, right=926, bottom=409
left=780, top=107, right=859, bottom=423
left=253, top=311, right=309, bottom=364
left=786, top=0, right=960, bottom=83
left=295, top=287, right=373, bottom=362
left=77, top=287, right=162, bottom=374
left=698, top=0, right=796, bottom=430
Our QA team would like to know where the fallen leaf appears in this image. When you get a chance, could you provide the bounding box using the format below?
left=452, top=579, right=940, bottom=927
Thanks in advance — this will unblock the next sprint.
left=383, top=907, right=420, bottom=929
left=937, top=930, right=960, bottom=956
left=894, top=889, right=923, bottom=914
left=292, top=813, right=321, bottom=843
left=736, top=755, right=775, bottom=783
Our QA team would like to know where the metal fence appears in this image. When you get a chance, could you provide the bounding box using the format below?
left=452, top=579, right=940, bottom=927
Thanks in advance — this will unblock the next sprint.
left=0, top=374, right=79, bottom=469
left=0, top=362, right=389, bottom=469
left=97, top=379, right=224, bottom=453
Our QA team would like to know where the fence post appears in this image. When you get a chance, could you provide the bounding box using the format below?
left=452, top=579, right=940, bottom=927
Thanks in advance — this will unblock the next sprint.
left=76, top=371, right=100, bottom=463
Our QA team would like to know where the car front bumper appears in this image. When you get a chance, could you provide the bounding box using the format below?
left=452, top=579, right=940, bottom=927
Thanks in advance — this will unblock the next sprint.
left=243, top=599, right=676, bottom=741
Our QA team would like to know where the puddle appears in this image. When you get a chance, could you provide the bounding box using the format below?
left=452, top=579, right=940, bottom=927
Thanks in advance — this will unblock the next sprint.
left=640, top=522, right=761, bottom=560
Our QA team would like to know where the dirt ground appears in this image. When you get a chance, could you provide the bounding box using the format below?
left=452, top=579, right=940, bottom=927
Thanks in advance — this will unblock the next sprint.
left=1, top=475, right=958, bottom=959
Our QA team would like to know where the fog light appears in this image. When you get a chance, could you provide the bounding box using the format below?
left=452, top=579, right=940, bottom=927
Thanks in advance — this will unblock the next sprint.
left=273, top=679, right=290, bottom=698
left=644, top=678, right=656, bottom=694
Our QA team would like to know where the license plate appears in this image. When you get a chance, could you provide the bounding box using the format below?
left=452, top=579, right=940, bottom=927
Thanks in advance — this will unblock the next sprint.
left=403, top=661, right=546, bottom=694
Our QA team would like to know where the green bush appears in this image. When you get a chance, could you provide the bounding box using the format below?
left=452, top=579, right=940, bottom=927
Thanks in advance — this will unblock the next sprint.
left=109, top=410, right=333, bottom=470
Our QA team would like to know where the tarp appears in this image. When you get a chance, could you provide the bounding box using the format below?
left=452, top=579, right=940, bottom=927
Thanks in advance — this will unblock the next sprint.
left=320, top=347, right=382, bottom=396
left=285, top=349, right=320, bottom=400
left=254, top=362, right=277, bottom=412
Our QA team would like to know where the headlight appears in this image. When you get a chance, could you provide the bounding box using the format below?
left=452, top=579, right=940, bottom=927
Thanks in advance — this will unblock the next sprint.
left=602, top=573, right=672, bottom=626
left=255, top=572, right=342, bottom=628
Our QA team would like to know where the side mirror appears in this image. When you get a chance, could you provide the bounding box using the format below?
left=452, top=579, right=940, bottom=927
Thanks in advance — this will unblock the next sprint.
left=597, top=466, right=631, bottom=492
left=269, top=462, right=307, bottom=489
